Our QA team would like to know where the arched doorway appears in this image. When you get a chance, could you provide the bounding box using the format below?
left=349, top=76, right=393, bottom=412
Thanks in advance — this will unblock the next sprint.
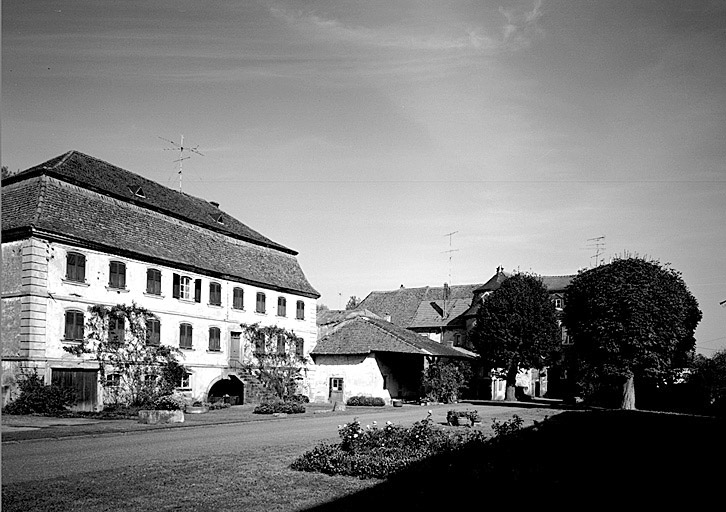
left=208, top=376, right=245, bottom=405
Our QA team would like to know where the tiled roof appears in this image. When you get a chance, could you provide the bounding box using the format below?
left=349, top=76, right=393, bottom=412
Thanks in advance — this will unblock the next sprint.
left=316, top=309, right=381, bottom=326
left=408, top=298, right=472, bottom=329
left=358, top=283, right=483, bottom=328
left=2, top=174, right=319, bottom=297
left=7, top=151, right=293, bottom=254
left=474, top=270, right=574, bottom=294
left=311, top=315, right=474, bottom=359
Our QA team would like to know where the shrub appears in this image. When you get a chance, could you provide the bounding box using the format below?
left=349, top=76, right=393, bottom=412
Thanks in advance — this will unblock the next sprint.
left=152, top=394, right=185, bottom=411
left=346, top=395, right=385, bottom=407
left=291, top=412, right=488, bottom=479
left=253, top=399, right=306, bottom=414
left=288, top=394, right=310, bottom=404
left=2, top=370, right=76, bottom=415
left=208, top=402, right=231, bottom=410
left=491, top=414, right=524, bottom=437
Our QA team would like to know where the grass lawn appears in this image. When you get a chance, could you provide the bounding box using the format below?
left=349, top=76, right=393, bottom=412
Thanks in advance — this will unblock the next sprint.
left=3, top=408, right=724, bottom=510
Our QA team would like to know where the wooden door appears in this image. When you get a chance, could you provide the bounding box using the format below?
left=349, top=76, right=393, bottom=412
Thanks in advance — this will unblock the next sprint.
left=229, top=332, right=241, bottom=364
left=51, top=369, right=98, bottom=411
left=329, top=377, right=344, bottom=404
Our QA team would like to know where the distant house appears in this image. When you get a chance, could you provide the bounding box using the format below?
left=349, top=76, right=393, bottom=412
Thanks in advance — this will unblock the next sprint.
left=356, top=283, right=483, bottom=349
left=309, top=312, right=475, bottom=404
left=1, top=150, right=319, bottom=410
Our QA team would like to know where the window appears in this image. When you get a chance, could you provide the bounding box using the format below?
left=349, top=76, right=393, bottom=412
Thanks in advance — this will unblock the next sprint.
left=295, top=338, right=304, bottom=357
left=561, top=326, right=572, bottom=345
left=382, top=375, right=388, bottom=390
left=276, top=335, right=285, bottom=355
left=209, top=282, right=222, bottom=306
left=554, top=298, right=563, bottom=309
left=64, top=310, right=84, bottom=341
left=178, top=373, right=191, bottom=389
left=108, top=315, right=125, bottom=344
left=256, top=292, right=266, bottom=314
left=173, top=274, right=201, bottom=302
left=209, top=327, right=221, bottom=351
left=147, top=318, right=161, bottom=346
left=277, top=297, right=287, bottom=317
left=296, top=301, right=305, bottom=320
left=233, top=287, right=244, bottom=309
left=179, top=323, right=193, bottom=349
left=66, top=252, right=86, bottom=282
left=254, top=333, right=266, bottom=354
left=105, top=374, right=122, bottom=387
left=109, top=261, right=126, bottom=289
left=146, top=269, right=161, bottom=295
left=330, top=377, right=343, bottom=392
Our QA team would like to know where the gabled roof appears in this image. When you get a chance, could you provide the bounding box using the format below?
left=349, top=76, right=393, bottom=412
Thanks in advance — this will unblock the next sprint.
left=5, top=150, right=294, bottom=254
left=357, top=283, right=483, bottom=328
left=311, top=315, right=474, bottom=359
left=2, top=156, right=319, bottom=298
left=408, top=298, right=472, bottom=329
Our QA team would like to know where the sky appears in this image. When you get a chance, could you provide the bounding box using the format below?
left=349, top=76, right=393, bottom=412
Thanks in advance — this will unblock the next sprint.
left=2, top=0, right=725, bottom=354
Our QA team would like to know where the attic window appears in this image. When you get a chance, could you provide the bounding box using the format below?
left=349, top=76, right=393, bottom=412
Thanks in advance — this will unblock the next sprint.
left=210, top=213, right=224, bottom=224
left=129, top=186, right=146, bottom=198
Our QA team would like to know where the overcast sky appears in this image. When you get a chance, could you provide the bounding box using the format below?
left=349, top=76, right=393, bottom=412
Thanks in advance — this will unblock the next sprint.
left=3, top=0, right=725, bottom=354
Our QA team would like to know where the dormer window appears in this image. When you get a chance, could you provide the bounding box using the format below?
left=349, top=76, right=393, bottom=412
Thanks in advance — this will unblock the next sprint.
left=129, top=186, right=146, bottom=199
left=209, top=213, right=224, bottom=224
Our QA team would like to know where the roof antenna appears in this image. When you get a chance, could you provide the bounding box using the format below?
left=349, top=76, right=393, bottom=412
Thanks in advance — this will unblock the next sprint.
left=587, top=236, right=606, bottom=267
left=159, top=135, right=204, bottom=193
left=442, top=231, right=459, bottom=317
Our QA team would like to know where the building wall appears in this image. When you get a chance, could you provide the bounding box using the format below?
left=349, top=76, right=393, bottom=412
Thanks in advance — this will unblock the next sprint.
left=308, top=353, right=391, bottom=404
left=1, top=236, right=317, bottom=408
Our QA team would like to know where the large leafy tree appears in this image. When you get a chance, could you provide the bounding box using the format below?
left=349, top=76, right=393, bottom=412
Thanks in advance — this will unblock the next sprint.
left=563, top=257, right=701, bottom=410
left=239, top=323, right=307, bottom=399
left=469, top=273, right=561, bottom=401
left=64, top=302, right=188, bottom=407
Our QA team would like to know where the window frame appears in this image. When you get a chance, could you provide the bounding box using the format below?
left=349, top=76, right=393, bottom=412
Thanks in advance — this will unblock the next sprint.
left=179, top=323, right=193, bottom=349
left=146, top=268, right=162, bottom=295
left=146, top=318, right=161, bottom=346
left=105, top=373, right=122, bottom=388
left=295, top=338, right=304, bottom=357
left=277, top=296, right=287, bottom=317
left=108, top=260, right=127, bottom=289
left=108, top=315, right=125, bottom=344
left=64, top=310, right=85, bottom=341
left=232, top=287, right=244, bottom=310
left=208, top=327, right=221, bottom=352
left=179, top=276, right=192, bottom=300
left=254, top=333, right=266, bottom=355
left=256, top=292, right=266, bottom=314
left=65, top=251, right=86, bottom=283
left=209, top=282, right=222, bottom=306
left=296, top=300, right=305, bottom=320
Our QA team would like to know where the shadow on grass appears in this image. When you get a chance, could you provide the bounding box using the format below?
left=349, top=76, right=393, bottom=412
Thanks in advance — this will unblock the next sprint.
left=303, top=409, right=725, bottom=509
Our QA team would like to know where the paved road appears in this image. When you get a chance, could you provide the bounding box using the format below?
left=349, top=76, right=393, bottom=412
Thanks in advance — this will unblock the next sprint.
left=2, top=404, right=552, bottom=485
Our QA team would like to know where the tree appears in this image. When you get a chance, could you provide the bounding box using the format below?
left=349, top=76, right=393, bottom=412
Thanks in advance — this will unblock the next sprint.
left=421, top=358, right=472, bottom=403
left=687, top=350, right=726, bottom=414
left=316, top=303, right=329, bottom=313
left=238, top=323, right=307, bottom=400
left=563, top=257, right=701, bottom=410
left=469, top=273, right=561, bottom=401
left=63, top=302, right=188, bottom=407
left=345, top=296, right=361, bottom=310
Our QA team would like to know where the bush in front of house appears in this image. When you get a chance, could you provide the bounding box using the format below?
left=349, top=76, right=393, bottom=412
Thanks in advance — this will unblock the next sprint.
left=2, top=370, right=76, bottom=415
left=346, top=395, right=385, bottom=407
left=446, top=409, right=481, bottom=426
left=288, top=393, right=310, bottom=404
left=152, top=394, right=185, bottom=411
left=253, top=399, right=306, bottom=414
left=290, top=412, right=489, bottom=479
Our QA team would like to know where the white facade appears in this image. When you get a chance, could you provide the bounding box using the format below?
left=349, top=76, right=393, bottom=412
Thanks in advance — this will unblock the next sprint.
left=1, top=236, right=317, bottom=408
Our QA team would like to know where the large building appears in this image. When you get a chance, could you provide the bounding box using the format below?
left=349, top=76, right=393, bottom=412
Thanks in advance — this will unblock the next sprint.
left=1, top=151, right=319, bottom=410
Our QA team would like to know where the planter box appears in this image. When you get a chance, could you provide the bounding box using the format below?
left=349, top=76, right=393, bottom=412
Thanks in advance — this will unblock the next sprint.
left=185, top=405, right=209, bottom=414
left=392, top=399, right=403, bottom=408
left=138, top=410, right=185, bottom=425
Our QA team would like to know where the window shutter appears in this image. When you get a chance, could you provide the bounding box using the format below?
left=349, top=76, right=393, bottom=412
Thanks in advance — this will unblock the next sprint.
left=194, top=279, right=202, bottom=303
left=172, top=273, right=180, bottom=298
left=65, top=312, right=74, bottom=339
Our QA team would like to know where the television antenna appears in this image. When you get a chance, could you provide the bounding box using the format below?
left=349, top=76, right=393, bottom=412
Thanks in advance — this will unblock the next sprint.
left=587, top=236, right=606, bottom=267
left=159, top=135, right=204, bottom=193
left=442, top=231, right=459, bottom=316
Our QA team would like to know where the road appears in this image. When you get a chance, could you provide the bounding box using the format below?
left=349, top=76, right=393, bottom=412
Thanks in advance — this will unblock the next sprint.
left=2, top=404, right=552, bottom=485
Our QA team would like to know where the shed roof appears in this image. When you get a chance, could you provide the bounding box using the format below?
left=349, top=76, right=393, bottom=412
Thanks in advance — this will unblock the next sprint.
left=311, top=315, right=474, bottom=359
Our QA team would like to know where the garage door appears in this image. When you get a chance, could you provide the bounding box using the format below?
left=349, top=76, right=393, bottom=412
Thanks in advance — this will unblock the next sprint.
left=51, top=369, right=98, bottom=412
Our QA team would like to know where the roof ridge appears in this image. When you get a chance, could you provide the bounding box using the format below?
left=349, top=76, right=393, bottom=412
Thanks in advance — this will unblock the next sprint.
left=363, top=316, right=425, bottom=354
left=31, top=175, right=48, bottom=227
